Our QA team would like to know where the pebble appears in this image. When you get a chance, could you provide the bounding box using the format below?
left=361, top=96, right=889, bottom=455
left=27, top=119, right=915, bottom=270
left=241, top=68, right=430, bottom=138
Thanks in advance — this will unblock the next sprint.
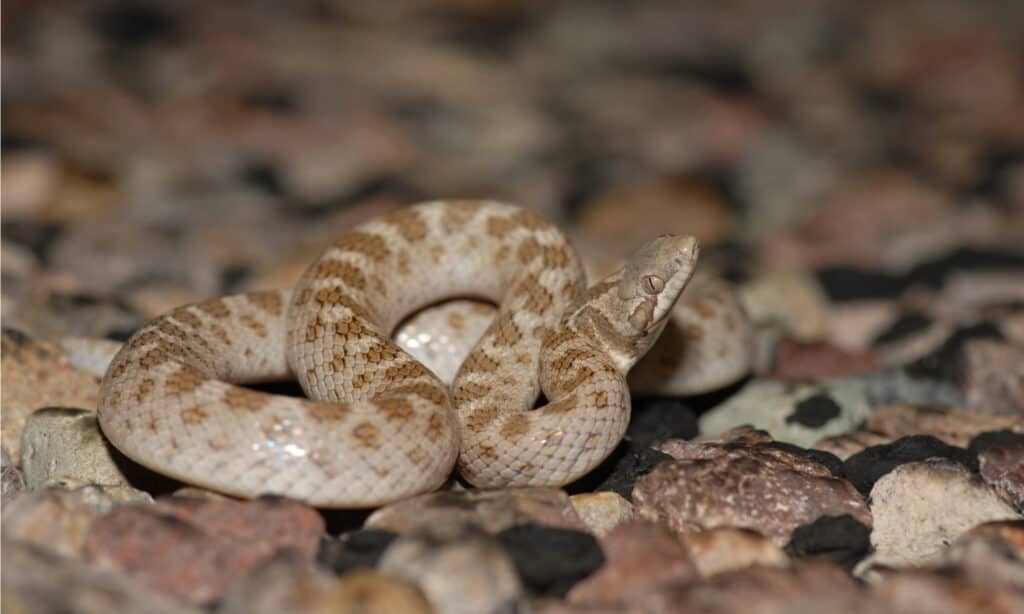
left=970, top=431, right=1024, bottom=511
left=220, top=550, right=434, bottom=614
left=569, top=492, right=634, bottom=537
left=633, top=443, right=870, bottom=546
left=842, top=435, right=979, bottom=496
left=567, top=521, right=698, bottom=607
left=1, top=329, right=100, bottom=460
left=697, top=378, right=872, bottom=448
left=2, top=448, right=26, bottom=506
left=785, top=514, right=871, bottom=571
left=496, top=524, right=605, bottom=598
left=20, top=407, right=131, bottom=488
left=866, top=403, right=1023, bottom=447
left=379, top=521, right=525, bottom=614
left=364, top=487, right=587, bottom=534
left=867, top=458, right=1021, bottom=567
left=960, top=339, right=1024, bottom=414
left=2, top=540, right=196, bottom=614
left=681, top=527, right=790, bottom=576
left=82, top=496, right=324, bottom=604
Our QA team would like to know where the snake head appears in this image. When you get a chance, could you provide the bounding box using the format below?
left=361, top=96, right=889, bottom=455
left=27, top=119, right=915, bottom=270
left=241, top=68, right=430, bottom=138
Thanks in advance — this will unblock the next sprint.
left=618, top=234, right=700, bottom=336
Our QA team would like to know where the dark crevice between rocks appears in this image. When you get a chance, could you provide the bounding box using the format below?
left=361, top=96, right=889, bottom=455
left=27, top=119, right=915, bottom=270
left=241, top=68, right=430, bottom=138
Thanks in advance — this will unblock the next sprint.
left=317, top=529, right=398, bottom=574
left=872, top=311, right=934, bottom=345
left=905, top=321, right=1004, bottom=384
left=497, top=524, right=604, bottom=598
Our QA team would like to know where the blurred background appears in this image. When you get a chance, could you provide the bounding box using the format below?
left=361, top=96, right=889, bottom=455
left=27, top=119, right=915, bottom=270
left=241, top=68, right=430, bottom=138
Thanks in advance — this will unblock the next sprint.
left=3, top=0, right=1023, bottom=343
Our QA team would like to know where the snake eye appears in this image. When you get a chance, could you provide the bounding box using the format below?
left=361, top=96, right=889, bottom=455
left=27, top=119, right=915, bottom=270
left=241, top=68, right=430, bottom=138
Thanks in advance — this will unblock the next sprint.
left=641, top=275, right=664, bottom=294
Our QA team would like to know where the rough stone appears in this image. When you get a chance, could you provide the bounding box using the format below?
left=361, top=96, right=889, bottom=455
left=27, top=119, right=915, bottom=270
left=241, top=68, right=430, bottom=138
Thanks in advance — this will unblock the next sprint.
left=1, top=540, right=195, bottom=614
left=2, top=448, right=25, bottom=506
left=867, top=403, right=1023, bottom=447
left=568, top=521, right=698, bottom=606
left=379, top=521, right=525, bottom=614
left=634, top=444, right=870, bottom=546
left=842, top=435, right=979, bottom=496
left=82, top=496, right=324, bottom=604
left=497, top=524, right=604, bottom=598
left=698, top=379, right=871, bottom=447
left=868, top=458, right=1020, bottom=566
left=970, top=431, right=1024, bottom=511
left=57, top=336, right=123, bottom=378
left=365, top=487, right=587, bottom=534
left=785, top=514, right=871, bottom=571
left=569, top=491, right=634, bottom=537
left=681, top=527, right=790, bottom=576
left=20, top=407, right=130, bottom=488
left=1, top=329, right=100, bottom=460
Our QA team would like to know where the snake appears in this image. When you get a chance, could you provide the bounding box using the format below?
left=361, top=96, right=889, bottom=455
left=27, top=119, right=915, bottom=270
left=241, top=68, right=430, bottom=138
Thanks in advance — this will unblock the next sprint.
left=98, top=200, right=739, bottom=507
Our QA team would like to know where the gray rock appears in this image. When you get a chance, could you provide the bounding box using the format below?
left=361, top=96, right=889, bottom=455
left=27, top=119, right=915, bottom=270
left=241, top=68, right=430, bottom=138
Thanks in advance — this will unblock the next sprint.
left=698, top=379, right=871, bottom=447
left=380, top=521, right=526, bottom=614
left=20, top=407, right=131, bottom=488
left=867, top=458, right=1021, bottom=567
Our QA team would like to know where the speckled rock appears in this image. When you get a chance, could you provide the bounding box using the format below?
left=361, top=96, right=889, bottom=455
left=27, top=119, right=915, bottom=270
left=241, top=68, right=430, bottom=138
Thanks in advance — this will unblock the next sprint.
left=842, top=435, right=979, bottom=496
left=866, top=403, right=1023, bottom=447
left=220, top=550, right=433, bottom=614
left=82, top=496, right=324, bottom=604
left=569, top=492, right=634, bottom=537
left=961, top=339, right=1024, bottom=414
left=1, top=540, right=195, bottom=614
left=568, top=521, right=698, bottom=607
left=2, top=448, right=25, bottom=506
left=698, top=379, right=872, bottom=448
left=868, top=459, right=1020, bottom=567
left=317, top=529, right=398, bottom=575
left=970, top=431, right=1024, bottom=511
left=497, top=524, right=604, bottom=598
left=379, top=521, right=525, bottom=614
left=681, top=527, right=790, bottom=576
left=634, top=443, right=870, bottom=546
left=20, top=407, right=130, bottom=488
left=365, top=487, right=587, bottom=534
left=1, top=329, right=100, bottom=460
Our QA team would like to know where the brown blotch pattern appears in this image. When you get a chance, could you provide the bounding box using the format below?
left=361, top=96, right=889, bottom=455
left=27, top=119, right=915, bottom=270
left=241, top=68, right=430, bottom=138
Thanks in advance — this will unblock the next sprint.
left=334, top=232, right=391, bottom=262
left=517, top=237, right=543, bottom=264
left=312, top=259, right=367, bottom=290
left=494, top=315, right=522, bottom=347
left=511, top=209, right=550, bottom=230
left=352, top=421, right=381, bottom=448
left=165, top=365, right=204, bottom=395
left=239, top=313, right=269, bottom=338
left=519, top=275, right=554, bottom=312
left=386, top=208, right=429, bottom=243
left=197, top=300, right=232, bottom=320
left=181, top=405, right=209, bottom=425
left=486, top=215, right=519, bottom=237
left=441, top=200, right=483, bottom=231
left=377, top=397, right=414, bottom=422
left=426, top=412, right=446, bottom=441
left=499, top=413, right=530, bottom=440
left=210, top=324, right=231, bottom=346
left=222, top=386, right=269, bottom=413
left=131, top=378, right=155, bottom=404
left=247, top=291, right=284, bottom=316
left=170, top=309, right=203, bottom=330
left=304, top=400, right=350, bottom=423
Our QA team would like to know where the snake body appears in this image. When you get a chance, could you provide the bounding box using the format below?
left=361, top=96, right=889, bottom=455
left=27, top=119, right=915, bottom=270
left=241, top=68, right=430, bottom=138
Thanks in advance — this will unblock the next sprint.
left=98, top=201, right=702, bottom=507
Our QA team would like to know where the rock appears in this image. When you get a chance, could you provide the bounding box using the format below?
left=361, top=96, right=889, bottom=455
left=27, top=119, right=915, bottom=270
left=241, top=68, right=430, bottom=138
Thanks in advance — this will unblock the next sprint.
left=842, top=435, right=979, bottom=496
left=2, top=448, right=25, bottom=506
left=317, top=529, right=399, bottom=575
left=739, top=269, right=831, bottom=342
left=82, top=496, right=324, bottom=604
left=941, top=521, right=1024, bottom=590
left=1, top=483, right=149, bottom=558
left=970, top=431, right=1024, bottom=511
left=868, top=459, right=1020, bottom=567
left=812, top=431, right=894, bottom=461
left=624, top=397, right=699, bottom=449
left=379, top=522, right=525, bottom=614
left=826, top=300, right=901, bottom=353
left=20, top=407, right=130, bottom=488
left=567, top=521, right=698, bottom=606
left=961, top=339, right=1024, bottom=414
left=1, top=329, right=100, bottom=460
left=681, top=527, right=790, bottom=576
left=871, top=569, right=1024, bottom=614
left=770, top=340, right=884, bottom=380
left=220, top=550, right=434, bottom=614
left=785, top=514, right=871, bottom=571
left=698, top=379, right=872, bottom=448
left=856, top=365, right=965, bottom=408
left=1, top=540, right=195, bottom=614
left=867, top=403, right=1023, bottom=447
left=496, top=524, right=604, bottom=598
left=905, top=322, right=1005, bottom=391
left=569, top=492, right=634, bottom=537
left=364, top=487, right=587, bottom=534
left=634, top=443, right=870, bottom=546
left=57, top=336, right=123, bottom=377
left=591, top=446, right=673, bottom=501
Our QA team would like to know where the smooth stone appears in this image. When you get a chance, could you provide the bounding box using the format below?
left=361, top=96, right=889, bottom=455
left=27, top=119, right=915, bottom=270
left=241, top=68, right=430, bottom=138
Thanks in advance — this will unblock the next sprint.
left=868, top=459, right=1021, bottom=567
left=681, top=527, right=790, bottom=576
left=379, top=521, right=525, bottom=614
left=569, top=492, right=634, bottom=537
left=812, top=431, right=894, bottom=461
left=20, top=407, right=130, bottom=488
left=698, top=379, right=871, bottom=448
left=497, top=524, right=605, bottom=598
left=57, top=336, right=123, bottom=378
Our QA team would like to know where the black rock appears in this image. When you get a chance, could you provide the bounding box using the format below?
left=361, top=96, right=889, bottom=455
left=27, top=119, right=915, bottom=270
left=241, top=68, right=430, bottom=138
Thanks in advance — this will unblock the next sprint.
left=627, top=397, right=699, bottom=449
left=496, top=524, right=604, bottom=598
left=785, top=514, right=871, bottom=571
left=816, top=268, right=905, bottom=302
left=785, top=394, right=842, bottom=428
left=588, top=446, right=674, bottom=501
left=843, top=435, right=979, bottom=496
left=759, top=441, right=845, bottom=478
left=317, top=529, right=398, bottom=575
left=969, top=430, right=1024, bottom=456
left=906, top=322, right=1004, bottom=383
left=873, top=311, right=933, bottom=345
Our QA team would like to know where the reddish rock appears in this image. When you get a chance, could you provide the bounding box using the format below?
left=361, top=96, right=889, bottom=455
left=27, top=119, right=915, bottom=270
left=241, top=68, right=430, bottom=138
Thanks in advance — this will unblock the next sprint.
left=961, top=339, right=1024, bottom=415
left=2, top=485, right=111, bottom=558
left=872, top=569, right=1024, bottom=614
left=681, top=527, right=790, bottom=576
left=971, top=432, right=1024, bottom=511
left=867, top=403, right=1022, bottom=447
left=634, top=444, right=870, bottom=546
left=568, top=522, right=699, bottom=606
left=83, top=496, right=324, bottom=604
left=771, top=340, right=884, bottom=380
left=943, top=521, right=1024, bottom=590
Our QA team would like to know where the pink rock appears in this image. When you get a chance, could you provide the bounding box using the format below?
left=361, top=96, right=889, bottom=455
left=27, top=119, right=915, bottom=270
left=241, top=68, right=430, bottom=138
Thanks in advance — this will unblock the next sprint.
left=83, top=496, right=324, bottom=604
left=771, top=340, right=884, bottom=380
left=866, top=403, right=1022, bottom=448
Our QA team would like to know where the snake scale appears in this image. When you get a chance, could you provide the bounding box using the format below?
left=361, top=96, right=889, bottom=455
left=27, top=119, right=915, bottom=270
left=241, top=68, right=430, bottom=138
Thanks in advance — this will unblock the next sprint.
left=98, top=200, right=730, bottom=507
